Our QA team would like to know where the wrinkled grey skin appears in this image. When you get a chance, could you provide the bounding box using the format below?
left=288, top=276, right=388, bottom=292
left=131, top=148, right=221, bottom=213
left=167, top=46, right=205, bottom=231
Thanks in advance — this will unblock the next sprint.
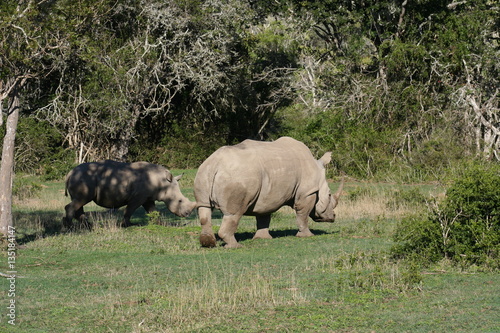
left=64, top=160, right=196, bottom=229
left=194, top=137, right=344, bottom=248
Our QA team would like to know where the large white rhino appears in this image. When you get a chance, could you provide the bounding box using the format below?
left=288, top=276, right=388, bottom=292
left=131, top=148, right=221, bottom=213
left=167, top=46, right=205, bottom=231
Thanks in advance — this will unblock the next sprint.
left=194, top=137, right=343, bottom=248
left=64, top=160, right=196, bottom=229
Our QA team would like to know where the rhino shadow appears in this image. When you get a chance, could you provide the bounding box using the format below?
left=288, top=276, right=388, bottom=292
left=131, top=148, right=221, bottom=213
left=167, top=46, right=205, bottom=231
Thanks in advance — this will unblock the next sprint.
left=13, top=210, right=66, bottom=245
left=84, top=203, right=198, bottom=228
left=13, top=201, right=198, bottom=245
left=232, top=228, right=334, bottom=243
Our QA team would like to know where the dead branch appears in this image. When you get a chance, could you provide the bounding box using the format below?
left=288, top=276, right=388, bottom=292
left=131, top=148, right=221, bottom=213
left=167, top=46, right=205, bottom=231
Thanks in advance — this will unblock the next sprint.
left=0, top=272, right=25, bottom=278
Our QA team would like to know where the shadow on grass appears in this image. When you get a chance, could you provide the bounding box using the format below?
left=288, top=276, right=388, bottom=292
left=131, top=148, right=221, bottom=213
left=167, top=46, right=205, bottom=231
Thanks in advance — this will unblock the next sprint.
left=233, top=228, right=334, bottom=243
left=13, top=204, right=335, bottom=246
left=13, top=203, right=199, bottom=245
left=13, top=210, right=65, bottom=245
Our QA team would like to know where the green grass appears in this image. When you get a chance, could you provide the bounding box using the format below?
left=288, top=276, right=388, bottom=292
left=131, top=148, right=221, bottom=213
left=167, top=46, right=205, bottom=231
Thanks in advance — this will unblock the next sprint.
left=1, top=176, right=498, bottom=332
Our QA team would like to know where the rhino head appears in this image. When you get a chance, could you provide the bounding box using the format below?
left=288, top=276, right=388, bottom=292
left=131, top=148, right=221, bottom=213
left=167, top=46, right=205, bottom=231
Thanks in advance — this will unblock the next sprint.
left=310, top=152, right=343, bottom=223
left=159, top=172, right=196, bottom=217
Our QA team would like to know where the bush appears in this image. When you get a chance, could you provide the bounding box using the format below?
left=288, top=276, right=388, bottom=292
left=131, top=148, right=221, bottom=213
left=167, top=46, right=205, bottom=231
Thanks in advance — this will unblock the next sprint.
left=129, top=120, right=227, bottom=169
left=392, top=163, right=500, bottom=269
left=40, top=149, right=75, bottom=181
left=13, top=176, right=43, bottom=200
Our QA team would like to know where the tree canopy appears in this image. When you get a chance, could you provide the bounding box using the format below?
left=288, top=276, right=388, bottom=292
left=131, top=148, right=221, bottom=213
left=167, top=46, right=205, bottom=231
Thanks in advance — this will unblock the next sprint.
left=1, top=0, right=499, bottom=181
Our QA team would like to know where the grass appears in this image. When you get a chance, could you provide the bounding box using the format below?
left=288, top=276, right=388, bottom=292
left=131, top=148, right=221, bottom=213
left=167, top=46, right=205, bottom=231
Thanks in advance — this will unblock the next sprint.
left=1, top=175, right=499, bottom=332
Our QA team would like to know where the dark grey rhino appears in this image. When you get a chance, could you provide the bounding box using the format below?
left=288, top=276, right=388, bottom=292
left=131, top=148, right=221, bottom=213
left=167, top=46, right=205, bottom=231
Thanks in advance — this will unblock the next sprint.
left=64, top=160, right=195, bottom=229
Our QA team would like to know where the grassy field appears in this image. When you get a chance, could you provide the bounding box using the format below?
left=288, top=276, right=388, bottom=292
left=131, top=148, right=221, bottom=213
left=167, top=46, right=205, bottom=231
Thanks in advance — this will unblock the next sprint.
left=1, top=172, right=499, bottom=332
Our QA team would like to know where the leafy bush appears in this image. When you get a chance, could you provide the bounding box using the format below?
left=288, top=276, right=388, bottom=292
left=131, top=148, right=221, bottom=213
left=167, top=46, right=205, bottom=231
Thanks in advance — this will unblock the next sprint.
left=13, top=177, right=43, bottom=200
left=392, top=163, right=500, bottom=269
left=40, top=149, right=75, bottom=181
left=129, top=120, right=227, bottom=169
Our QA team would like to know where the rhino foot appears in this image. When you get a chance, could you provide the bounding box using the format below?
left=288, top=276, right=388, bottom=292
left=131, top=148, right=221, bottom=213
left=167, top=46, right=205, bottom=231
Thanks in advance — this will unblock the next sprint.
left=296, top=229, right=314, bottom=237
left=79, top=215, right=92, bottom=230
left=200, top=232, right=217, bottom=248
left=121, top=221, right=132, bottom=228
left=224, top=242, right=243, bottom=249
left=253, top=228, right=273, bottom=240
left=62, top=217, right=73, bottom=230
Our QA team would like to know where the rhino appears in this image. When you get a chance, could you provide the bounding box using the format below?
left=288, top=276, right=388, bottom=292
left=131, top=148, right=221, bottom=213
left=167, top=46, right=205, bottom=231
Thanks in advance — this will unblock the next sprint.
left=194, top=137, right=344, bottom=248
left=64, top=160, right=196, bottom=229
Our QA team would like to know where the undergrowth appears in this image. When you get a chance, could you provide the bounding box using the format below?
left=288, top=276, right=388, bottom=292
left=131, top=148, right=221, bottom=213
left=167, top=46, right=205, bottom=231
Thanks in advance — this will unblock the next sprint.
left=392, top=163, right=500, bottom=270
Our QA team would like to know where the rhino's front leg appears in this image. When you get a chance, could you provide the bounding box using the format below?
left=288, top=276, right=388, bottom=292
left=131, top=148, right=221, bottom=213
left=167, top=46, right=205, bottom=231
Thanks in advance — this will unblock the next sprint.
left=253, top=215, right=272, bottom=239
left=142, top=200, right=156, bottom=213
left=294, top=195, right=315, bottom=237
left=219, top=214, right=243, bottom=248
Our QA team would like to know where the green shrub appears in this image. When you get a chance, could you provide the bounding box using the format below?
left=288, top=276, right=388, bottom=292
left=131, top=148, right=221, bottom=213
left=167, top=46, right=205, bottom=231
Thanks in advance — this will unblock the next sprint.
left=392, top=215, right=444, bottom=265
left=146, top=211, right=161, bottom=225
left=392, top=163, right=500, bottom=269
left=13, top=176, right=43, bottom=200
left=41, top=149, right=75, bottom=181
left=129, top=120, right=226, bottom=169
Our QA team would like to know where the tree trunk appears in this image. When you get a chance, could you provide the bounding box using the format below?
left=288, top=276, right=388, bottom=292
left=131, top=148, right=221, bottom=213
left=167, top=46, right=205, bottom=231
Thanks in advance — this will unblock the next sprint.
left=0, top=91, right=20, bottom=237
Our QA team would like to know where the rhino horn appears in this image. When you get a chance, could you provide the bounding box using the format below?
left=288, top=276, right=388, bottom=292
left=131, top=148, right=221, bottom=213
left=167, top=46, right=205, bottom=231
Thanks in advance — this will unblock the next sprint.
left=332, top=174, right=345, bottom=209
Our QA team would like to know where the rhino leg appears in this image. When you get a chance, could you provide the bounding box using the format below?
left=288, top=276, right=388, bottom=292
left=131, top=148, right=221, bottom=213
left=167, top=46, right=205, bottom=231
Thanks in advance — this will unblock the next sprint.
left=219, top=214, right=243, bottom=248
left=199, top=207, right=216, bottom=247
left=64, top=200, right=88, bottom=230
left=295, top=194, right=315, bottom=238
left=253, top=215, right=272, bottom=240
left=77, top=209, right=92, bottom=230
left=142, top=200, right=156, bottom=213
left=123, top=201, right=144, bottom=227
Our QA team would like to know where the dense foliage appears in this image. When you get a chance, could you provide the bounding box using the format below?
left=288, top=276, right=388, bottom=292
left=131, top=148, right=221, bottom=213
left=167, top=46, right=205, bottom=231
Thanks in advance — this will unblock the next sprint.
left=392, top=163, right=500, bottom=269
left=1, top=0, right=499, bottom=181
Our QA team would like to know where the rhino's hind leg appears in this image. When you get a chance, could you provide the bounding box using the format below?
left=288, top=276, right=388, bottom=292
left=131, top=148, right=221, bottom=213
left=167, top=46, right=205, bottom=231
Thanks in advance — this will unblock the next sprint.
left=76, top=208, right=92, bottom=230
left=219, top=215, right=242, bottom=248
left=199, top=207, right=216, bottom=247
left=64, top=200, right=88, bottom=230
left=253, top=215, right=272, bottom=240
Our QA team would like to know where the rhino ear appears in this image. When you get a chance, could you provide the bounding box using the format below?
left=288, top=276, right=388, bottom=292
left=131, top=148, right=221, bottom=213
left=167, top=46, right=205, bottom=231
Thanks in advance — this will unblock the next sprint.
left=165, top=170, right=173, bottom=182
left=319, top=152, right=332, bottom=167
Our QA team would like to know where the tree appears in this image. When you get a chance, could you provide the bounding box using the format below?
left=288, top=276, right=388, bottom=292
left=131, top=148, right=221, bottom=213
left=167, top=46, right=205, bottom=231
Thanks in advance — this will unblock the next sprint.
left=0, top=79, right=21, bottom=237
left=37, top=0, right=261, bottom=161
left=0, top=0, right=69, bottom=236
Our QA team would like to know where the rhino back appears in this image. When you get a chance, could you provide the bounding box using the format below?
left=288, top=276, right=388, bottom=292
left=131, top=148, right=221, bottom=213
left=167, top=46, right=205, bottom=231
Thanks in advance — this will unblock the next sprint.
left=194, top=137, right=321, bottom=214
left=66, top=162, right=103, bottom=201
left=92, top=163, right=136, bottom=207
left=66, top=161, right=148, bottom=208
